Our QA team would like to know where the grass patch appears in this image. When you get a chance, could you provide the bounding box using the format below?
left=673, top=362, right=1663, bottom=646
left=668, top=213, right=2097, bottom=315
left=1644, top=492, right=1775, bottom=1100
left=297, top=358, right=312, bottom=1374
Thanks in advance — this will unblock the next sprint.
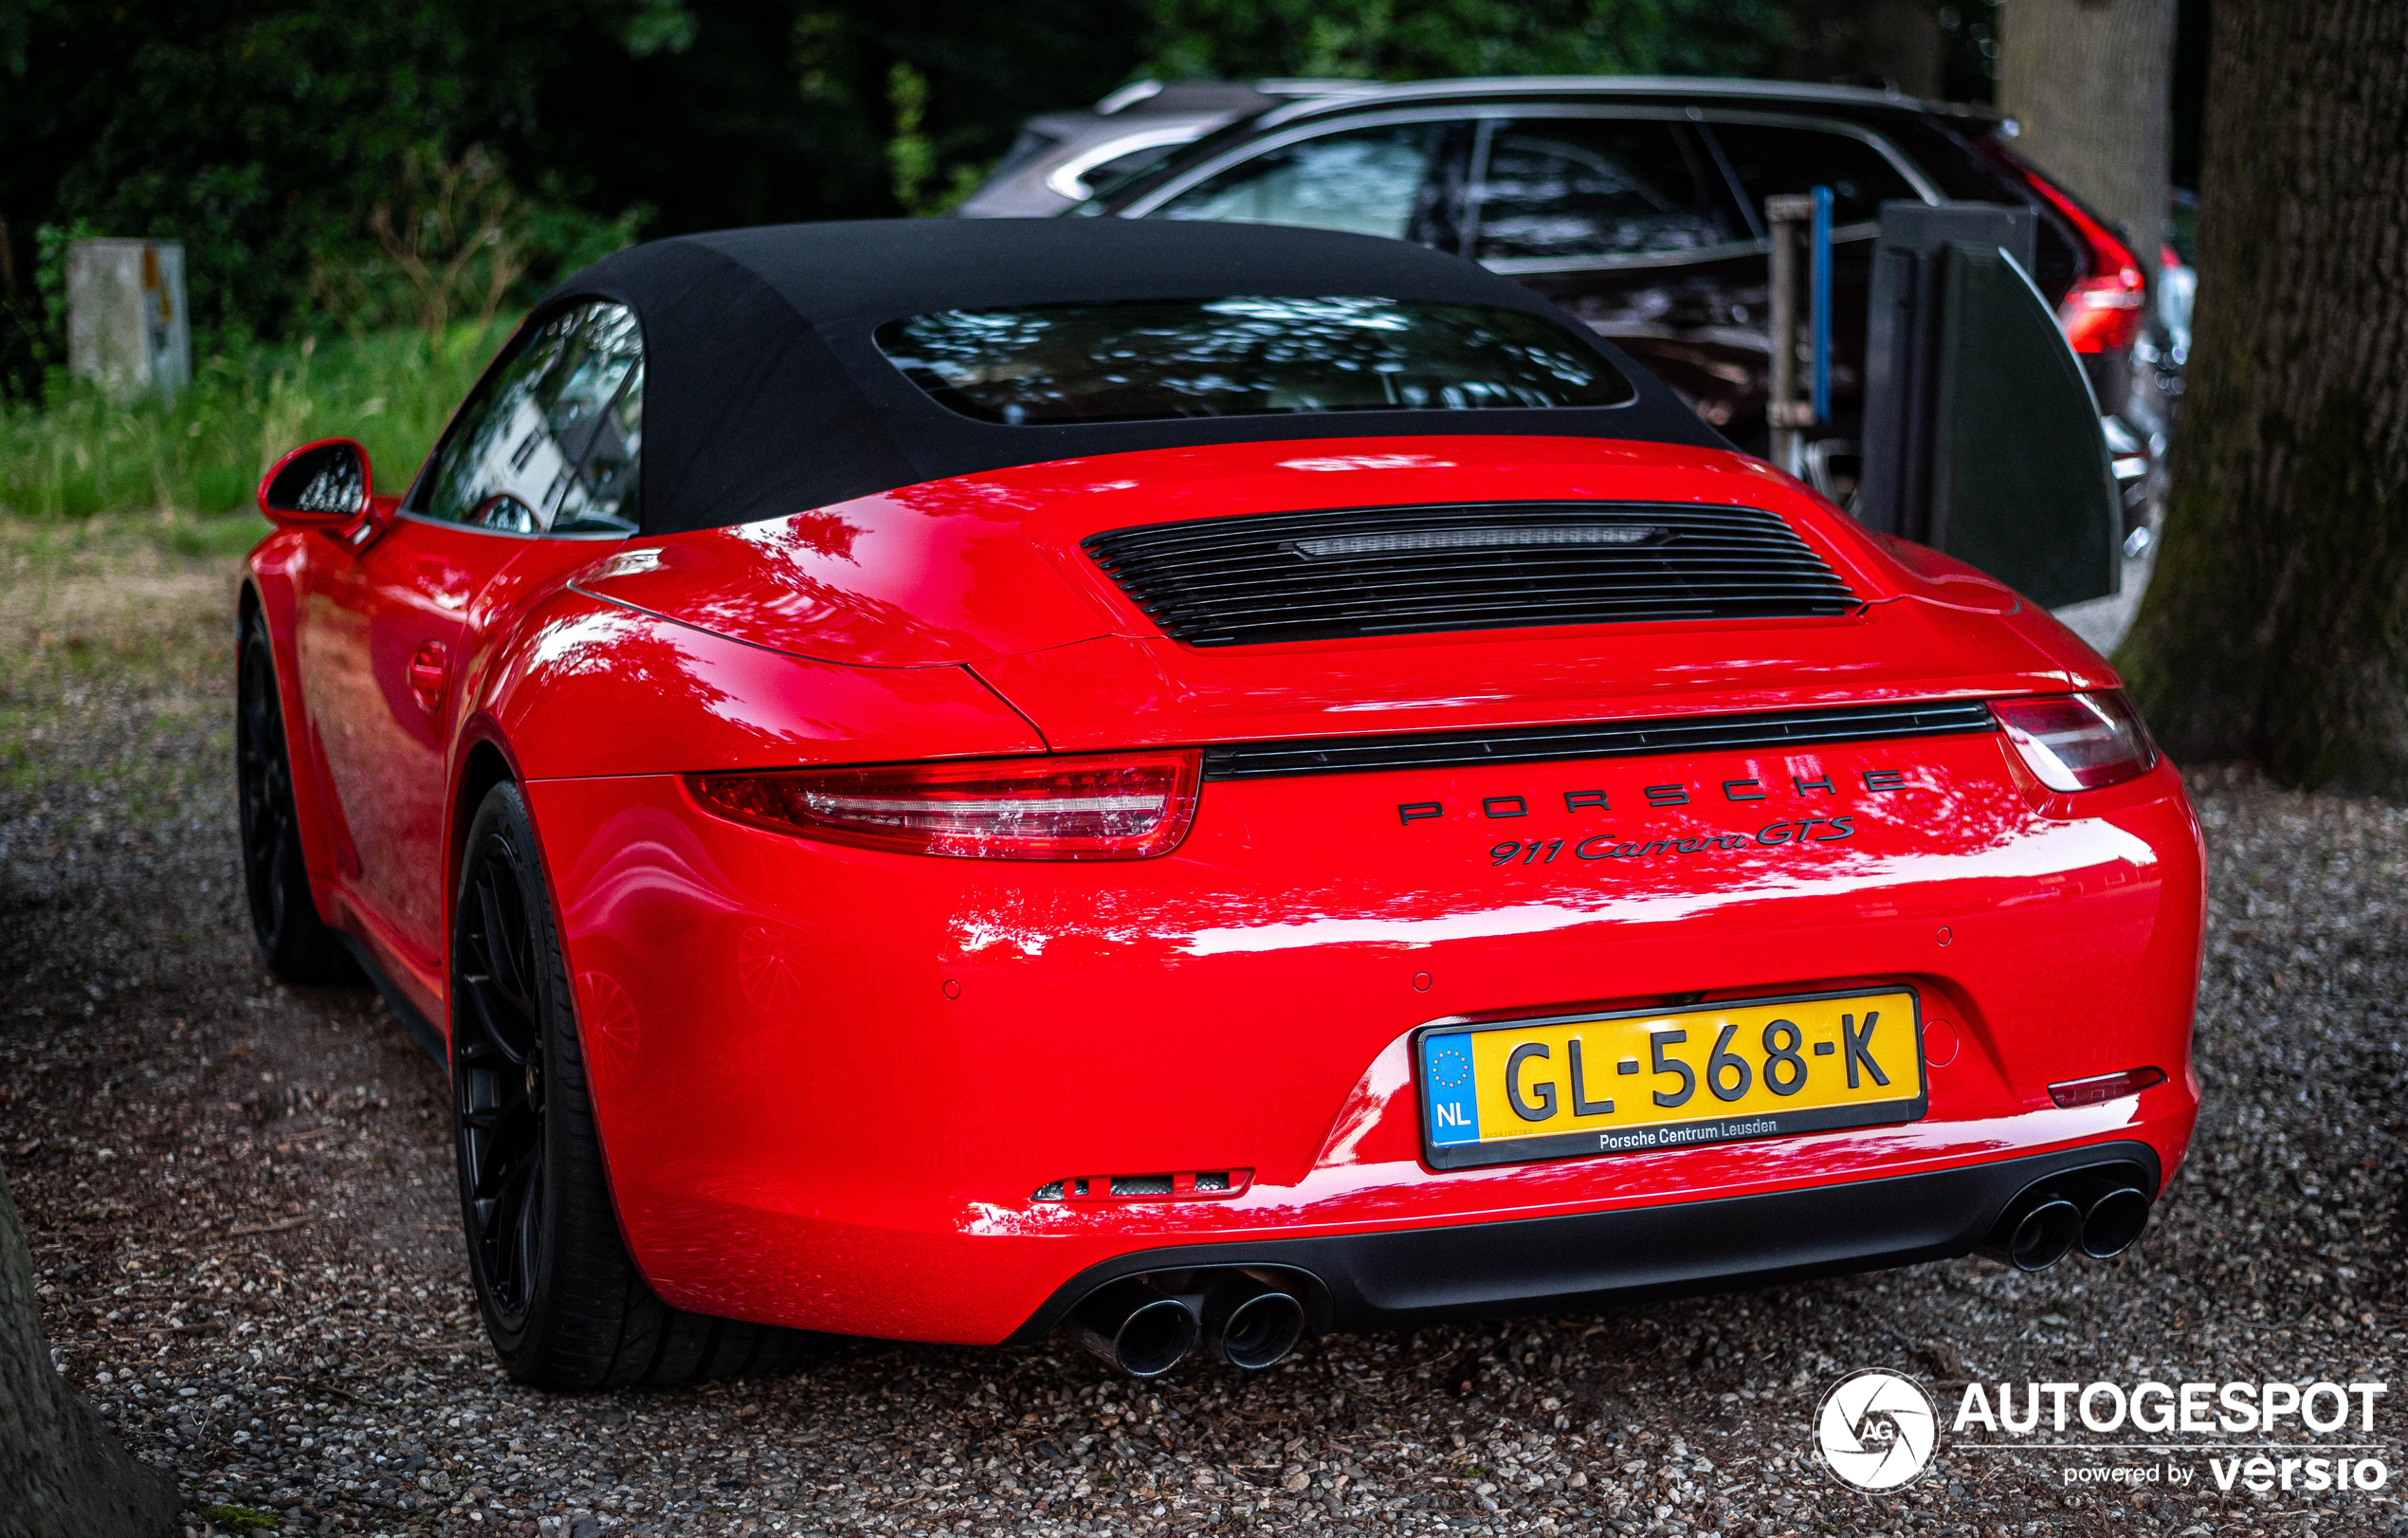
left=0, top=503, right=268, bottom=564
left=2, top=511, right=245, bottom=821
left=0, top=318, right=517, bottom=522
left=193, top=1506, right=282, bottom=1533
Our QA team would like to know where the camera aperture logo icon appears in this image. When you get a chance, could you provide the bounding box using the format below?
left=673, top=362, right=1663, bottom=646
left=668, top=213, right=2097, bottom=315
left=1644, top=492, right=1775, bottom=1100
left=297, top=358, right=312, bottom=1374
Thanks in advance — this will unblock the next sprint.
left=1817, top=1369, right=1938, bottom=1490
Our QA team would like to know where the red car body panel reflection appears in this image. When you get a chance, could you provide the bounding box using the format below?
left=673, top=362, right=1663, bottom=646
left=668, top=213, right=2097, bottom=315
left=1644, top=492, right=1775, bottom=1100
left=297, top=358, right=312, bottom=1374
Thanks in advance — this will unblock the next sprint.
left=243, top=431, right=2204, bottom=1346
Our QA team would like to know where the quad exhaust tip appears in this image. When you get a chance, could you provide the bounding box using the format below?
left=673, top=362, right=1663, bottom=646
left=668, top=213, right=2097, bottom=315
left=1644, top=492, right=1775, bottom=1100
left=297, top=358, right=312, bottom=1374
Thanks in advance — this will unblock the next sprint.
left=1979, top=1164, right=2154, bottom=1273
left=1068, top=1279, right=1199, bottom=1379
left=1206, top=1277, right=1308, bottom=1371
left=1068, top=1270, right=1310, bottom=1378
left=1988, top=1196, right=2083, bottom=1272
left=2078, top=1185, right=2151, bottom=1259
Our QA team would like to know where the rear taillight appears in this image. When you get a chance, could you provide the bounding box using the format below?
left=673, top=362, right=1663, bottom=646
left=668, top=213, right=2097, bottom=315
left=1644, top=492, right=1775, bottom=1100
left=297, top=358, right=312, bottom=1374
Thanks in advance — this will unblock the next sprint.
left=2059, top=268, right=2148, bottom=355
left=688, top=751, right=1201, bottom=860
left=1978, top=140, right=2147, bottom=355
left=1992, top=690, right=2159, bottom=793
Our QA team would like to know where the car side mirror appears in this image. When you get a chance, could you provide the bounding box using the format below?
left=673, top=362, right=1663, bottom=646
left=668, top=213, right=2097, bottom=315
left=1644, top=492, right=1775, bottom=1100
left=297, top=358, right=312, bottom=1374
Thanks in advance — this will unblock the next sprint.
left=1857, top=203, right=2122, bottom=609
left=257, top=438, right=374, bottom=533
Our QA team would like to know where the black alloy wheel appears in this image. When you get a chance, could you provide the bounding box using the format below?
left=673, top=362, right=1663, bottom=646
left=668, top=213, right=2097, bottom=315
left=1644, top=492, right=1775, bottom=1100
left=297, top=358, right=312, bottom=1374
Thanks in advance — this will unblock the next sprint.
left=449, top=781, right=820, bottom=1388
left=234, top=608, right=356, bottom=983
left=454, top=820, right=549, bottom=1329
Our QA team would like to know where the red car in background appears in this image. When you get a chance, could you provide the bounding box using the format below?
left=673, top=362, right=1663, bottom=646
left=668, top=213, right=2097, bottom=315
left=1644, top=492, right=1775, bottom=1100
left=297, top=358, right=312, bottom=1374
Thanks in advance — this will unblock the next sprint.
left=236, top=220, right=2201, bottom=1390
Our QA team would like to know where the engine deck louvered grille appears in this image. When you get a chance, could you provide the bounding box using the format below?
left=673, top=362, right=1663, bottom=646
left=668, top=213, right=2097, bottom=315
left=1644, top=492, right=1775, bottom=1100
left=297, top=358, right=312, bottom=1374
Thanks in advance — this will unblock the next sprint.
left=1201, top=700, right=1998, bottom=780
left=1083, top=502, right=1857, bottom=647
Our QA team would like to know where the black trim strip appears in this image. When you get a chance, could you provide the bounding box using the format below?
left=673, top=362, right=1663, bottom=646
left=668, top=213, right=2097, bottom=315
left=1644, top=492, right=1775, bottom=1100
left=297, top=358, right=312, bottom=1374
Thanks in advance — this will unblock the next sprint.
left=1201, top=698, right=1998, bottom=780
left=1000, top=1141, right=2162, bottom=1343
left=337, top=934, right=449, bottom=1074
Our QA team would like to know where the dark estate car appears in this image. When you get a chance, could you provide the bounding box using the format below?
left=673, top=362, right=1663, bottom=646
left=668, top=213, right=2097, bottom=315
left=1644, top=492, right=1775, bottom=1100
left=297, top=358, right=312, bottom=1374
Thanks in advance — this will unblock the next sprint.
left=956, top=78, right=1382, bottom=218
left=987, top=77, right=2156, bottom=512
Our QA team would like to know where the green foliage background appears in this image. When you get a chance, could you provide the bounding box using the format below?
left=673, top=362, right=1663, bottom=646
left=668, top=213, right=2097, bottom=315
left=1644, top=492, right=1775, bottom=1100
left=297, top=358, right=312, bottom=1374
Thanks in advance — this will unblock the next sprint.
left=1140, top=0, right=1787, bottom=82
left=0, top=0, right=1793, bottom=516
left=0, top=0, right=1792, bottom=375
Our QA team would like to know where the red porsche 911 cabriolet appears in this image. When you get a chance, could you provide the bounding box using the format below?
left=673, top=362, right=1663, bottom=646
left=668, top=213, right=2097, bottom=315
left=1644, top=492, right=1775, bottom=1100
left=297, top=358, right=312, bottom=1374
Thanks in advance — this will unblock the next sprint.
left=236, top=220, right=2201, bottom=1390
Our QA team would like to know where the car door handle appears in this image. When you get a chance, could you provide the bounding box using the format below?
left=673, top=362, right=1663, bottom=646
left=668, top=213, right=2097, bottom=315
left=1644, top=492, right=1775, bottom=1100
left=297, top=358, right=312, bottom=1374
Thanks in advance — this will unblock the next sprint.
left=408, top=641, right=450, bottom=713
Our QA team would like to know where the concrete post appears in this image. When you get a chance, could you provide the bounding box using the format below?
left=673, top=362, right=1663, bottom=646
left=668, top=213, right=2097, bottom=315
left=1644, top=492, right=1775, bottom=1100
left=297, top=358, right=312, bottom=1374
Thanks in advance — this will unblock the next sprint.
left=65, top=240, right=191, bottom=403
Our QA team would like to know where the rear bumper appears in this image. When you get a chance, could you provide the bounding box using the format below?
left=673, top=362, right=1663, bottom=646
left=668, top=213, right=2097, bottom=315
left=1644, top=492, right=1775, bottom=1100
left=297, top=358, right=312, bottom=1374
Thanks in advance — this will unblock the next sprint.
left=520, top=743, right=2203, bottom=1346
left=1003, top=1139, right=2162, bottom=1341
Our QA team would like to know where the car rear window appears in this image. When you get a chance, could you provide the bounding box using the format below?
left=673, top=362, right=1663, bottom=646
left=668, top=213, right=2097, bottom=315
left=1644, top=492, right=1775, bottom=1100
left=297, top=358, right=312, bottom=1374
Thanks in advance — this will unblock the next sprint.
left=873, top=296, right=1635, bottom=424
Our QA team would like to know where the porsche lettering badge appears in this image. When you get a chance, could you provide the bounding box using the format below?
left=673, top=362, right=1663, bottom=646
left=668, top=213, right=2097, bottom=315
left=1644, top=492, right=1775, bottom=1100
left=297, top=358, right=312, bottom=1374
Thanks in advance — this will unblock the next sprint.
left=1396, top=765, right=1908, bottom=829
left=1396, top=764, right=1904, bottom=867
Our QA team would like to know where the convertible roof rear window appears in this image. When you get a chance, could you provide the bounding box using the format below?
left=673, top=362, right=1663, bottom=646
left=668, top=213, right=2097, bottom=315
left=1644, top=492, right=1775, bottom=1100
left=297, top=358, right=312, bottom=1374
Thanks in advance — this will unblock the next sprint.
left=537, top=221, right=1727, bottom=535
left=873, top=297, right=1635, bottom=425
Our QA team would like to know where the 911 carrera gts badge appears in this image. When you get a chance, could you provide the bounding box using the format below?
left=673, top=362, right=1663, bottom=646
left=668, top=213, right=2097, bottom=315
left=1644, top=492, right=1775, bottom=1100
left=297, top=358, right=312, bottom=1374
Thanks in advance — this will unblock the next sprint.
left=1489, top=818, right=1856, bottom=867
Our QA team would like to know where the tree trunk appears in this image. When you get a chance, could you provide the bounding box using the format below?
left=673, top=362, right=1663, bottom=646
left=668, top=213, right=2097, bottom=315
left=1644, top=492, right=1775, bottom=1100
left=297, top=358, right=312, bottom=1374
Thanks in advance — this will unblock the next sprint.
left=2114, top=0, right=2408, bottom=790
left=0, top=1164, right=178, bottom=1535
left=1998, top=0, right=2177, bottom=256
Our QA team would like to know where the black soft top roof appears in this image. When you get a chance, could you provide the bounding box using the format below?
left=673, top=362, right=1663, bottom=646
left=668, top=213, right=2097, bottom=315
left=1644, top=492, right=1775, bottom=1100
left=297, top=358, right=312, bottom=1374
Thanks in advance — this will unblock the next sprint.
left=534, top=218, right=1730, bottom=537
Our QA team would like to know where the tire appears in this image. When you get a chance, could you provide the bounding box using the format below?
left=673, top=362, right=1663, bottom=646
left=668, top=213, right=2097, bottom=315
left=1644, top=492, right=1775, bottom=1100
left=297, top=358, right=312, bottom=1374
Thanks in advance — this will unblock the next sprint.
left=235, top=607, right=358, bottom=984
left=451, top=780, right=819, bottom=1389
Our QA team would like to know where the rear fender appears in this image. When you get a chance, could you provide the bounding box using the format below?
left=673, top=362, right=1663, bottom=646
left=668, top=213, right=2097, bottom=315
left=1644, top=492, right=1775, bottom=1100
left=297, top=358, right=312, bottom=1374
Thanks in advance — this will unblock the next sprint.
left=458, top=584, right=1049, bottom=1025
left=463, top=587, right=1053, bottom=1279
left=475, top=586, right=1050, bottom=782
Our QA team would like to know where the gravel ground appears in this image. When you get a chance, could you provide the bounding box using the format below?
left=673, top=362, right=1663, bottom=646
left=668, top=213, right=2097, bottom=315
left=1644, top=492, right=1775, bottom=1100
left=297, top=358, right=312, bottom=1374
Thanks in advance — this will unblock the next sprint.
left=3, top=514, right=2404, bottom=1538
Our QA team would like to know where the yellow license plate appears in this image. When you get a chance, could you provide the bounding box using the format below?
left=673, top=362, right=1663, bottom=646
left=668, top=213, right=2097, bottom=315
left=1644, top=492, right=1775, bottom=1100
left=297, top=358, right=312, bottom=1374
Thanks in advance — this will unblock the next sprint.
left=1417, top=989, right=1925, bottom=1170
